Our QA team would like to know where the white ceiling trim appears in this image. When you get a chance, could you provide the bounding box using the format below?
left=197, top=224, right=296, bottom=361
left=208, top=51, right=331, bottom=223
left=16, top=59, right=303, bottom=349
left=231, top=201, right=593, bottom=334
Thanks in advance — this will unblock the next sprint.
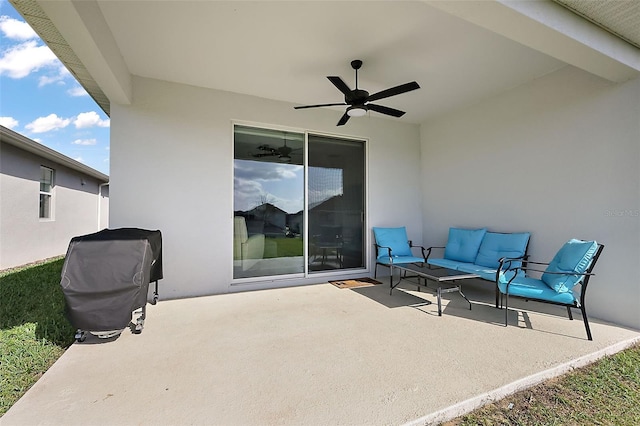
left=37, top=0, right=132, bottom=106
left=11, top=0, right=640, bottom=125
left=554, top=0, right=640, bottom=50
left=426, top=0, right=640, bottom=83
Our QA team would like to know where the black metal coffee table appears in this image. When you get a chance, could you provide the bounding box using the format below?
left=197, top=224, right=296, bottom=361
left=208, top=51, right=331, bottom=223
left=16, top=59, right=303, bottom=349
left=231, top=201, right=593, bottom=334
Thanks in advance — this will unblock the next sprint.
left=389, top=263, right=479, bottom=316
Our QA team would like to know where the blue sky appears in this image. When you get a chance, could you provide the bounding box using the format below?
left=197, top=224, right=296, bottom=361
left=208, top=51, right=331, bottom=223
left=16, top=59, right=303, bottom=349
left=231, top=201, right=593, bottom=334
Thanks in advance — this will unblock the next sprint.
left=0, top=0, right=110, bottom=175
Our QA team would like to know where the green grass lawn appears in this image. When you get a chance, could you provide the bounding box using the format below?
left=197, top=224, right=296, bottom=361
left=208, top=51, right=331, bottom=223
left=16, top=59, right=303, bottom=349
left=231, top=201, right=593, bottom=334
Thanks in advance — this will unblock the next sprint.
left=0, top=257, right=74, bottom=416
left=445, top=343, right=640, bottom=425
left=1, top=257, right=639, bottom=423
left=264, top=236, right=303, bottom=258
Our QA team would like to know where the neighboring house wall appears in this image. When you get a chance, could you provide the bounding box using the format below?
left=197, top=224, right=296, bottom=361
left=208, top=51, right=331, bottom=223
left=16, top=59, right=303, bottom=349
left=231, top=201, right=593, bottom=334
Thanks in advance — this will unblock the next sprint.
left=0, top=137, right=109, bottom=269
left=420, top=66, right=640, bottom=329
left=109, top=76, right=422, bottom=299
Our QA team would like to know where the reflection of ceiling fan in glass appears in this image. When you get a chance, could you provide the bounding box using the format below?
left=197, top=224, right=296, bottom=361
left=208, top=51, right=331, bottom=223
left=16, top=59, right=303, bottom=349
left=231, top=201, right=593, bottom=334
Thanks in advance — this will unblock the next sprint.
left=252, top=137, right=301, bottom=163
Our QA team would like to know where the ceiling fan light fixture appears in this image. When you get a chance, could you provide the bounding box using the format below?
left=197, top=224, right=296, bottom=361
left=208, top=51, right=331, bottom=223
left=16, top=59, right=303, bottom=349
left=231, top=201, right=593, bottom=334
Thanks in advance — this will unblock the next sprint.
left=279, top=155, right=291, bottom=163
left=295, top=59, right=420, bottom=126
left=347, top=105, right=367, bottom=117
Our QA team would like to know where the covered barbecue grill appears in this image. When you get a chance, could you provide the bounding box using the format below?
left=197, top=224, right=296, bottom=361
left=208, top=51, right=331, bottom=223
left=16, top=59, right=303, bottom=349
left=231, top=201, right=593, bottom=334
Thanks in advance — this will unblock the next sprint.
left=60, top=228, right=163, bottom=341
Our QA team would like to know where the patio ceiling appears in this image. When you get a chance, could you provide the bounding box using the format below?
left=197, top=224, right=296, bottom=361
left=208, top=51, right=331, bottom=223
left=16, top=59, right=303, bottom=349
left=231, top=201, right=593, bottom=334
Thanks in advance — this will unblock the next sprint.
left=11, top=0, right=640, bottom=124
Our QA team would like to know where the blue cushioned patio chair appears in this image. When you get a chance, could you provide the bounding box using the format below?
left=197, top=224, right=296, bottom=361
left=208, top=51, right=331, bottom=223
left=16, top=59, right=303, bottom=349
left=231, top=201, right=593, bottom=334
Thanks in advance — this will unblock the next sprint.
left=497, top=239, right=604, bottom=340
left=372, top=227, right=427, bottom=279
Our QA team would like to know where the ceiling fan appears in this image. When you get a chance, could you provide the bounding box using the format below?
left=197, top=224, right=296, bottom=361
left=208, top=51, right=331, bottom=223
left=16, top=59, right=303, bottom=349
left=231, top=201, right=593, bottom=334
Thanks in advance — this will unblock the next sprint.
left=294, top=59, right=420, bottom=126
left=252, top=139, right=298, bottom=163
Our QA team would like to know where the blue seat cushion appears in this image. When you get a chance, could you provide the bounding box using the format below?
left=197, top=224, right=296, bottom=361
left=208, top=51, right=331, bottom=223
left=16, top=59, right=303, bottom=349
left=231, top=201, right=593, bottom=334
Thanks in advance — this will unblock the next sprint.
left=542, top=239, right=598, bottom=293
left=475, top=232, right=530, bottom=269
left=377, top=255, right=426, bottom=265
left=444, top=227, right=487, bottom=263
left=373, top=227, right=413, bottom=258
left=456, top=262, right=521, bottom=282
left=427, top=259, right=518, bottom=282
left=498, top=275, right=577, bottom=305
left=427, top=258, right=467, bottom=270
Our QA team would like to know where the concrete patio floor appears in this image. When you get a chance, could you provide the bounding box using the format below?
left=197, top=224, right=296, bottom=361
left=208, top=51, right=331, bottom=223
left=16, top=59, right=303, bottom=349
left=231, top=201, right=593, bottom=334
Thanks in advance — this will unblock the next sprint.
left=3, top=279, right=639, bottom=425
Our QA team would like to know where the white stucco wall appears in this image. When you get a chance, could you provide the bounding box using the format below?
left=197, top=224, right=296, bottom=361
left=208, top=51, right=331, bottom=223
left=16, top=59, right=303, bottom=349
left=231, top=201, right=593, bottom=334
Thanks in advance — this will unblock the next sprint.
left=420, top=66, right=640, bottom=329
left=109, top=76, right=422, bottom=299
left=0, top=143, right=108, bottom=269
left=99, top=185, right=109, bottom=230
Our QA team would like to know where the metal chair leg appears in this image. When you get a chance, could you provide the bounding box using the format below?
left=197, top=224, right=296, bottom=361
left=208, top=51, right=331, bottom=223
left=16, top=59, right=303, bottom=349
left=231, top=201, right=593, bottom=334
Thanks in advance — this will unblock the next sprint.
left=566, top=306, right=573, bottom=320
left=504, top=293, right=509, bottom=326
left=581, top=305, right=593, bottom=341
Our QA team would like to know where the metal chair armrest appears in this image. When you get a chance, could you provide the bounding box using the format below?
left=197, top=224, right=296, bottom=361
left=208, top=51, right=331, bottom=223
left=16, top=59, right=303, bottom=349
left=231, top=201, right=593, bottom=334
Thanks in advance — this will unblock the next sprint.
left=497, top=255, right=528, bottom=273
left=425, top=246, right=445, bottom=261
left=521, top=268, right=595, bottom=277
left=409, top=241, right=427, bottom=260
left=374, top=244, right=393, bottom=258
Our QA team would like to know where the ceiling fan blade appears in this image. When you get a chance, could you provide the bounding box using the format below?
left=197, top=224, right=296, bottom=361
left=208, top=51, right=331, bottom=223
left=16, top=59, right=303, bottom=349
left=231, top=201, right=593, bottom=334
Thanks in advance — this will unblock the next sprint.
left=337, top=112, right=350, bottom=126
left=367, top=103, right=406, bottom=117
left=327, top=76, right=352, bottom=95
left=294, top=103, right=347, bottom=110
left=366, top=81, right=420, bottom=102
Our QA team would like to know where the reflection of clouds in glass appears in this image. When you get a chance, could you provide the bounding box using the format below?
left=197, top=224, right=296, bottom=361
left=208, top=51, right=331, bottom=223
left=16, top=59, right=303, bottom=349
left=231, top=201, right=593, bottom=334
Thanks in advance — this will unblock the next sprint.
left=234, top=160, right=303, bottom=213
left=271, top=195, right=304, bottom=215
left=308, top=167, right=343, bottom=205
left=308, top=188, right=341, bottom=208
left=235, top=160, right=299, bottom=181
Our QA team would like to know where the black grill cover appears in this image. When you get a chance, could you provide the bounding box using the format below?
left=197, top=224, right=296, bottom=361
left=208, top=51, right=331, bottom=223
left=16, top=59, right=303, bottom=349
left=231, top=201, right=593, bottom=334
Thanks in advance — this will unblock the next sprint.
left=60, top=228, right=163, bottom=331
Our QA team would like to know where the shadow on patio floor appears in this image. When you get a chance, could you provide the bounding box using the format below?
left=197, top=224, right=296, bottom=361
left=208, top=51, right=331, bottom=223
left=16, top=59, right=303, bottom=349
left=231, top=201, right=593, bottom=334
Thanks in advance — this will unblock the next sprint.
left=3, top=281, right=639, bottom=425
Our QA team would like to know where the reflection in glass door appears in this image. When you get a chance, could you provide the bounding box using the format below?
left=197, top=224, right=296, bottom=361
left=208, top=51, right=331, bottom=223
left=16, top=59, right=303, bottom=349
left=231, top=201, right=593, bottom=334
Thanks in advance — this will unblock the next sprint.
left=233, top=125, right=305, bottom=279
left=308, top=135, right=365, bottom=272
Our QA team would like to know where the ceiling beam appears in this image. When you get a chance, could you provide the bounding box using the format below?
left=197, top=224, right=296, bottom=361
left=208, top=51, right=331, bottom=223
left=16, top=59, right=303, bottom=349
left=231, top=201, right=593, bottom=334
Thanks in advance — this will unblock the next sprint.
left=37, top=0, right=132, bottom=106
left=426, top=0, right=640, bottom=83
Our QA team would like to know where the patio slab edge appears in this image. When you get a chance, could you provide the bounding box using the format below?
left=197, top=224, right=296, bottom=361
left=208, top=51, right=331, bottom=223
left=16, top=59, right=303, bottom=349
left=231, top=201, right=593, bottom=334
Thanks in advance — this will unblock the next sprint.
left=405, top=335, right=640, bottom=426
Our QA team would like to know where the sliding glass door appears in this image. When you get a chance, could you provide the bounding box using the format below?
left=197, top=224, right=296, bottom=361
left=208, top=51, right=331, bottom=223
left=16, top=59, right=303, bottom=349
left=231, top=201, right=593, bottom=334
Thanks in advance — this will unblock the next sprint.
left=233, top=125, right=365, bottom=280
left=308, top=134, right=365, bottom=272
left=233, top=125, right=305, bottom=278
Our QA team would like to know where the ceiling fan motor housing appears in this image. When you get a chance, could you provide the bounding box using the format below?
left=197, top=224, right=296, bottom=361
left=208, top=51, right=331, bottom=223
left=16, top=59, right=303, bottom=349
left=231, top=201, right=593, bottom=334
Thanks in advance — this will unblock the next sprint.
left=346, top=89, right=369, bottom=105
left=294, top=58, right=420, bottom=126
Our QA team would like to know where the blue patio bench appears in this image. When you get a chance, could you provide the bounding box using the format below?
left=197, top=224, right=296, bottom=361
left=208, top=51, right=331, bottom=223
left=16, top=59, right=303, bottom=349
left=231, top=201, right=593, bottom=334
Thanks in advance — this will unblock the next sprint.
left=497, top=239, right=604, bottom=340
left=425, top=227, right=531, bottom=305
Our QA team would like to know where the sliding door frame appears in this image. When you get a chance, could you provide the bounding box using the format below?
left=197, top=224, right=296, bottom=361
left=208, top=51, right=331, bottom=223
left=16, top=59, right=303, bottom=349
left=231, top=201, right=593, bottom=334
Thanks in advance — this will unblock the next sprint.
left=305, top=131, right=369, bottom=276
left=231, top=121, right=369, bottom=286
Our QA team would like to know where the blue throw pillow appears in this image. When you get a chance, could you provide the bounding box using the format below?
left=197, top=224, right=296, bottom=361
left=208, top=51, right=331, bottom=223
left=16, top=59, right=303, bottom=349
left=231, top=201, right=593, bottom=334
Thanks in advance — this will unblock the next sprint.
left=373, top=227, right=413, bottom=258
left=444, top=227, right=487, bottom=263
left=475, top=232, right=530, bottom=269
left=541, top=239, right=598, bottom=293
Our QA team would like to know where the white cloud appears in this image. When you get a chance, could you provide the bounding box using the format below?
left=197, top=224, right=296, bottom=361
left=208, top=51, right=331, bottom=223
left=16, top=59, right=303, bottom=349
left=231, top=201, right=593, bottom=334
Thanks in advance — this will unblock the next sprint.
left=68, top=86, right=88, bottom=97
left=0, top=40, right=58, bottom=78
left=72, top=138, right=97, bottom=146
left=25, top=114, right=71, bottom=133
left=0, top=16, right=37, bottom=41
left=74, top=111, right=110, bottom=129
left=74, top=156, right=84, bottom=163
left=0, top=116, right=19, bottom=129
left=38, top=74, right=63, bottom=87
left=38, top=65, right=71, bottom=87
